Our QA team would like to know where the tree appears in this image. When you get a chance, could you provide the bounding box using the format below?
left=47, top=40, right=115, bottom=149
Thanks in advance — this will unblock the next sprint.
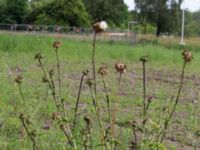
left=27, top=0, right=90, bottom=26
left=83, top=0, right=129, bottom=27
left=135, top=0, right=183, bottom=36
left=2, top=0, right=29, bottom=23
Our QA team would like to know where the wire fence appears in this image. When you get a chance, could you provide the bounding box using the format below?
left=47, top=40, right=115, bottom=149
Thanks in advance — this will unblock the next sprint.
left=0, top=24, right=137, bottom=43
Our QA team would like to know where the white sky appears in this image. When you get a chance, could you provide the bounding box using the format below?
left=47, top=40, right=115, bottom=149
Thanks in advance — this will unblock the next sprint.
left=124, top=0, right=200, bottom=12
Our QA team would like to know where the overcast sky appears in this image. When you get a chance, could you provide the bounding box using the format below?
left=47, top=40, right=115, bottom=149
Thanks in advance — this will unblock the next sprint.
left=124, top=0, right=200, bottom=12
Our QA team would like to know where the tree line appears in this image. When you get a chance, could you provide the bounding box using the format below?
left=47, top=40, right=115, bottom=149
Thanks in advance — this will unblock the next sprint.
left=0, top=0, right=199, bottom=36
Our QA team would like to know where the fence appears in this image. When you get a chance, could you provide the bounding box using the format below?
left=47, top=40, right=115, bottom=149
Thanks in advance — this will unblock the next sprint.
left=0, top=24, right=137, bottom=43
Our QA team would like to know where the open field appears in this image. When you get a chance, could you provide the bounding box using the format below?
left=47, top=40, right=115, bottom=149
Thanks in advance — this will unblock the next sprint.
left=0, top=32, right=200, bottom=149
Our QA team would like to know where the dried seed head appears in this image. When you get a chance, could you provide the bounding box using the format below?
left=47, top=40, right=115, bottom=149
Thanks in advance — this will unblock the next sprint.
left=42, top=76, right=48, bottom=83
left=51, top=112, right=61, bottom=121
left=26, top=118, right=32, bottom=125
left=98, top=65, right=108, bottom=76
left=182, top=49, right=193, bottom=62
left=19, top=113, right=25, bottom=120
left=34, top=52, right=43, bottom=60
left=140, top=56, right=148, bottom=63
left=53, top=41, right=61, bottom=49
left=195, top=129, right=200, bottom=137
left=15, top=75, right=23, bottom=84
left=93, top=21, right=108, bottom=33
left=147, top=96, right=154, bottom=103
left=60, top=124, right=65, bottom=130
left=30, top=130, right=37, bottom=137
left=115, top=63, right=127, bottom=74
left=86, top=78, right=94, bottom=87
left=84, top=116, right=91, bottom=125
left=83, top=69, right=89, bottom=76
left=131, top=120, right=137, bottom=129
left=49, top=69, right=54, bottom=77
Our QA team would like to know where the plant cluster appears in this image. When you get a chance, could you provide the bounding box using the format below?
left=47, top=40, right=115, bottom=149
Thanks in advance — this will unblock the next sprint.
left=15, top=21, right=198, bottom=150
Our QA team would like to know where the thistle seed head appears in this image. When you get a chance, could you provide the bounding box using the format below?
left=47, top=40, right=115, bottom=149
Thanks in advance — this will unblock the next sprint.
left=93, top=21, right=108, bottom=33
left=115, top=63, right=127, bottom=74
left=15, top=75, right=23, bottom=84
left=53, top=41, right=61, bottom=49
left=182, top=49, right=193, bottom=62
left=140, top=56, right=148, bottom=63
left=83, top=69, right=89, bottom=76
left=98, top=65, right=108, bottom=76
left=34, top=52, right=43, bottom=60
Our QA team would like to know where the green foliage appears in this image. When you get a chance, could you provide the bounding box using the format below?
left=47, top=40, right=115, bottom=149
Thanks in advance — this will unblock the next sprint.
left=135, top=0, right=183, bottom=36
left=83, top=0, right=129, bottom=27
left=27, top=0, right=90, bottom=26
left=185, top=10, right=200, bottom=36
left=1, top=0, right=29, bottom=23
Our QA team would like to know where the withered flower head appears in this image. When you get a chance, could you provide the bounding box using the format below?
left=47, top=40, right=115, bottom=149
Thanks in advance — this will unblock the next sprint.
left=83, top=69, right=89, bottom=76
left=182, top=49, right=193, bottom=62
left=51, top=112, right=61, bottom=121
left=15, top=75, right=23, bottom=84
left=84, top=116, right=91, bottom=125
left=93, top=21, right=108, bottom=33
left=98, top=65, right=108, bottom=76
left=86, top=78, right=95, bottom=87
left=42, top=76, right=48, bottom=83
left=26, top=118, right=32, bottom=125
left=147, top=96, right=154, bottom=102
left=19, top=113, right=25, bottom=120
left=195, top=129, right=200, bottom=137
left=49, top=69, right=54, bottom=77
left=140, top=56, right=148, bottom=63
left=34, top=52, right=43, bottom=60
left=60, top=124, right=65, bottom=130
left=30, top=129, right=37, bottom=137
left=53, top=41, right=61, bottom=49
left=115, top=63, right=127, bottom=74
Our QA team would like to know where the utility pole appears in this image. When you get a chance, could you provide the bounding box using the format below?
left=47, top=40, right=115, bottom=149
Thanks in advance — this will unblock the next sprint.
left=180, top=2, right=186, bottom=45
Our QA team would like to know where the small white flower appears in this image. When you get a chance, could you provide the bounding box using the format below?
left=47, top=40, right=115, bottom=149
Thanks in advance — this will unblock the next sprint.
left=99, top=21, right=108, bottom=30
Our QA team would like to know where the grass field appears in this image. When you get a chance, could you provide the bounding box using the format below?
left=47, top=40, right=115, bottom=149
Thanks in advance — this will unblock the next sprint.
left=0, top=32, right=200, bottom=150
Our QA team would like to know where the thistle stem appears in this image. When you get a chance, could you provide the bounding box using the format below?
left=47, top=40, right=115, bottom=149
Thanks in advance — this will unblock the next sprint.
left=73, top=72, right=86, bottom=129
left=55, top=48, right=62, bottom=98
left=142, top=61, right=147, bottom=124
left=92, top=32, right=97, bottom=100
left=89, top=85, right=107, bottom=149
left=159, top=61, right=186, bottom=143
left=102, top=75, right=111, bottom=125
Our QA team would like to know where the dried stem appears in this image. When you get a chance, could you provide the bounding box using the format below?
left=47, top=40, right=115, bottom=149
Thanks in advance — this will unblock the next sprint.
left=55, top=48, right=62, bottom=97
left=159, top=61, right=186, bottom=143
left=111, top=72, right=122, bottom=144
left=73, top=72, right=87, bottom=129
left=92, top=32, right=97, bottom=99
left=49, top=73, right=60, bottom=110
left=101, top=75, right=111, bottom=125
left=60, top=124, right=74, bottom=147
left=18, top=83, right=31, bottom=117
left=88, top=84, right=107, bottom=149
left=142, top=61, right=147, bottom=124
left=19, top=114, right=38, bottom=150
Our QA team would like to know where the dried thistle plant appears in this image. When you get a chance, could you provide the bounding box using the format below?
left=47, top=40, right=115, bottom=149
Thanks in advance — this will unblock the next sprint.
left=53, top=41, right=62, bottom=97
left=159, top=49, right=193, bottom=143
left=92, top=21, right=108, bottom=100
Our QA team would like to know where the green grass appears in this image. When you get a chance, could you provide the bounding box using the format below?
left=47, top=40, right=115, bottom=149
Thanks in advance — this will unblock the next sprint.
left=0, top=32, right=200, bottom=149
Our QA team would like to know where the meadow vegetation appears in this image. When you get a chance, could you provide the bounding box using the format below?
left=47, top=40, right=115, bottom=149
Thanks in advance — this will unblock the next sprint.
left=0, top=32, right=200, bottom=150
